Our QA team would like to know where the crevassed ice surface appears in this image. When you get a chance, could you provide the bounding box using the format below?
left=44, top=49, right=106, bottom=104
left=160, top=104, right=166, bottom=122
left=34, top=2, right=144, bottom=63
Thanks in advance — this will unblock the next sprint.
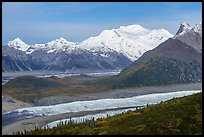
left=3, top=90, right=201, bottom=121
left=45, top=90, right=202, bottom=129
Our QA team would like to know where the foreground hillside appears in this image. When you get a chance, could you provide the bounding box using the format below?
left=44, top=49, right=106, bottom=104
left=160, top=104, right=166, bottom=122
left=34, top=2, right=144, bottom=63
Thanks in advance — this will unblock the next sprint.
left=20, top=92, right=202, bottom=135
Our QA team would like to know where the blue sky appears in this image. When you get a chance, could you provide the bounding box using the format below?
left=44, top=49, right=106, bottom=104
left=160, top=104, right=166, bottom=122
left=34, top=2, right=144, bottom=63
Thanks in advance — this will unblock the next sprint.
left=2, top=2, right=202, bottom=45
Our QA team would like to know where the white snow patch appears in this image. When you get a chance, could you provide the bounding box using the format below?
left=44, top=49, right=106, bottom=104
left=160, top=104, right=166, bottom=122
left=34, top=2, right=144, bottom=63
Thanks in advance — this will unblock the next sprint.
left=100, top=53, right=109, bottom=57
left=47, top=49, right=56, bottom=53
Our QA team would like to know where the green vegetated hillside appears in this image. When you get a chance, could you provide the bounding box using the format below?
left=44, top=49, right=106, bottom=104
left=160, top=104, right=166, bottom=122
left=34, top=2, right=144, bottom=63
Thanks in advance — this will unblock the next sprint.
left=98, top=57, right=202, bottom=89
left=20, top=92, right=202, bottom=135
left=3, top=76, right=63, bottom=89
left=95, top=38, right=202, bottom=89
left=2, top=75, right=110, bottom=103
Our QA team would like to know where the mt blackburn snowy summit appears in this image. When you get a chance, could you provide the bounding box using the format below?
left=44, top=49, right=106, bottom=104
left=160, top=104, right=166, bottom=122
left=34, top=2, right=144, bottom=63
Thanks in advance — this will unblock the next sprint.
left=97, top=22, right=202, bottom=88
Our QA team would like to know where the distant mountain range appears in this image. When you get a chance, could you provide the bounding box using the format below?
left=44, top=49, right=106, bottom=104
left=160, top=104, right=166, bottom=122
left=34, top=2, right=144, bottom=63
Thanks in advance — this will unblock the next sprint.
left=98, top=22, right=202, bottom=88
left=2, top=24, right=173, bottom=72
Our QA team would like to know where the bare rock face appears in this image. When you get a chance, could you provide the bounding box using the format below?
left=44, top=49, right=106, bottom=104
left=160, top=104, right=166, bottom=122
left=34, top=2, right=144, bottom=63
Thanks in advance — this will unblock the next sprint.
left=175, top=21, right=191, bottom=35
left=2, top=46, right=132, bottom=72
left=175, top=22, right=202, bottom=53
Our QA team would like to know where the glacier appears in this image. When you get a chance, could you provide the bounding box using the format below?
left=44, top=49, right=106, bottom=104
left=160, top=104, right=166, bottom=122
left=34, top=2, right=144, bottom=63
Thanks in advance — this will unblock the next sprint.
left=2, top=90, right=201, bottom=126
left=44, top=90, right=202, bottom=129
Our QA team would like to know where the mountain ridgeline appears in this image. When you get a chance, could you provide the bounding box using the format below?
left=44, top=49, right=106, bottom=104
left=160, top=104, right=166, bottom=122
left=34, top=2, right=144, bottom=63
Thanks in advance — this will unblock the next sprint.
left=96, top=22, right=202, bottom=88
left=2, top=46, right=131, bottom=72
left=2, top=24, right=173, bottom=72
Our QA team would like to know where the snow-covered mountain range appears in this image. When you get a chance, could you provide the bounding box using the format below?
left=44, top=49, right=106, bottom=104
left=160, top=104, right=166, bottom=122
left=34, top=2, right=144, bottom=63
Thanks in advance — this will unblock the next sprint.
left=3, top=24, right=174, bottom=72
left=7, top=24, right=173, bottom=61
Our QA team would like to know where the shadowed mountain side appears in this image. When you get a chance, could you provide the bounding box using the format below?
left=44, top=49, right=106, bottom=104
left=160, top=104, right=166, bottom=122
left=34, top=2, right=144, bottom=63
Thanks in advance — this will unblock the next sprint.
left=95, top=38, right=202, bottom=88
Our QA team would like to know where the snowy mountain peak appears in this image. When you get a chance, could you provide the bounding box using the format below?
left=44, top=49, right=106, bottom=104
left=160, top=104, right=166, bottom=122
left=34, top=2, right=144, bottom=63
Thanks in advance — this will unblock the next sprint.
left=120, top=24, right=146, bottom=30
left=175, top=21, right=191, bottom=36
left=14, top=37, right=23, bottom=42
left=99, top=24, right=149, bottom=37
left=119, top=24, right=149, bottom=33
left=174, top=22, right=202, bottom=38
left=80, top=24, right=173, bottom=61
left=173, top=22, right=202, bottom=53
left=47, top=37, right=76, bottom=46
left=181, top=21, right=190, bottom=27
left=56, top=37, right=68, bottom=42
left=193, top=22, right=202, bottom=34
left=25, top=37, right=78, bottom=54
left=7, top=38, right=30, bottom=51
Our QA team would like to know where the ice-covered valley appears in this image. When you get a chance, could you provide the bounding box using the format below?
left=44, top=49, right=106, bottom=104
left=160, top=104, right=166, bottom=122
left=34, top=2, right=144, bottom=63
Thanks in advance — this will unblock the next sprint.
left=3, top=90, right=201, bottom=127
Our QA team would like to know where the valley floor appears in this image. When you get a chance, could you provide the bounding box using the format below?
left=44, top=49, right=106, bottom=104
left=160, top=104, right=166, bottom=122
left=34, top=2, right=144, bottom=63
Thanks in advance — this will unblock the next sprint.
left=2, top=82, right=202, bottom=135
left=2, top=95, right=33, bottom=114
left=28, top=82, right=202, bottom=106
left=2, top=107, right=137, bottom=135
